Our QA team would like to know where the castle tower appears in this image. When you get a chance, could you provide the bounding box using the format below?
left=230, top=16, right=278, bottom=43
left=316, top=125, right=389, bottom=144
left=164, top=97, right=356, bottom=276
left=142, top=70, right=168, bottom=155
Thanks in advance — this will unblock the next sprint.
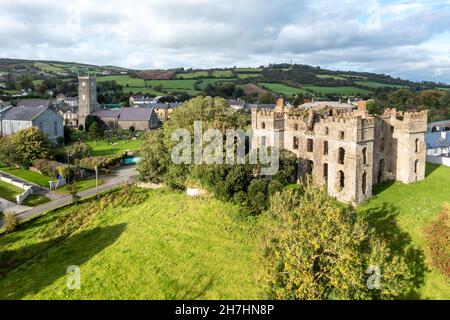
left=78, top=75, right=100, bottom=128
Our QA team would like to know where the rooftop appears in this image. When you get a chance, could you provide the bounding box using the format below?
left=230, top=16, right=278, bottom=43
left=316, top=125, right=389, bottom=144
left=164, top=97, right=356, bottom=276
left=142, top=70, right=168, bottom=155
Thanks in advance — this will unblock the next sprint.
left=0, top=105, right=48, bottom=121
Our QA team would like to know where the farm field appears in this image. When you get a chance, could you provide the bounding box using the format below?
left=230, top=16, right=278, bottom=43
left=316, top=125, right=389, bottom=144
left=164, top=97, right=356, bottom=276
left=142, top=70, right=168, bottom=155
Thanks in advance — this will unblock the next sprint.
left=197, top=78, right=237, bottom=89
left=34, top=62, right=67, bottom=74
left=259, top=82, right=310, bottom=95
left=175, top=71, right=208, bottom=79
left=97, top=75, right=145, bottom=87
left=237, top=73, right=261, bottom=79
left=0, top=188, right=261, bottom=300
left=146, top=79, right=201, bottom=95
left=316, top=74, right=347, bottom=80
left=212, top=70, right=233, bottom=78
left=354, top=81, right=406, bottom=89
left=303, top=85, right=372, bottom=95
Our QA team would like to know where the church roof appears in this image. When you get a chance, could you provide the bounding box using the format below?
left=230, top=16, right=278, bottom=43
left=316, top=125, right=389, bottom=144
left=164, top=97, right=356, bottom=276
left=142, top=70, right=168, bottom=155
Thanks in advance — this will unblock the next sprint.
left=119, top=107, right=155, bottom=121
left=0, top=105, right=48, bottom=121
left=17, top=99, right=51, bottom=108
left=91, top=109, right=121, bottom=119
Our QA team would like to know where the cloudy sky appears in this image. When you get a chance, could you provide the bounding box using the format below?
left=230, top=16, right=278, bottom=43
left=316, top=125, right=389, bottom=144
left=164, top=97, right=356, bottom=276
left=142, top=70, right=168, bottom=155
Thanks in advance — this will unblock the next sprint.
left=0, top=0, right=450, bottom=82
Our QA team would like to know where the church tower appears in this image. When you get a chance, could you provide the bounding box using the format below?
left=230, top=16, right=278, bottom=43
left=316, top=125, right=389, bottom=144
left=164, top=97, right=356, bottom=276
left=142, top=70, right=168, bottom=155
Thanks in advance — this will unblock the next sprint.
left=78, top=75, right=100, bottom=128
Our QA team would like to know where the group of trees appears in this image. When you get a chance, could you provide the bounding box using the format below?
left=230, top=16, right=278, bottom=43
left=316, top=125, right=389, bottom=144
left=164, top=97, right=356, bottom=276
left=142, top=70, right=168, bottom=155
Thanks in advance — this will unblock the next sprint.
left=204, top=83, right=245, bottom=99
left=368, top=88, right=450, bottom=121
left=0, top=127, right=54, bottom=168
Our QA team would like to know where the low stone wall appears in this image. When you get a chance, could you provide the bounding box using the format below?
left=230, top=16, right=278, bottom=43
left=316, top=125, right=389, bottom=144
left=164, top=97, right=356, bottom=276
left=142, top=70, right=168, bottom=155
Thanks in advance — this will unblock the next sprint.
left=49, top=178, right=67, bottom=190
left=427, top=156, right=450, bottom=167
left=0, top=174, right=34, bottom=204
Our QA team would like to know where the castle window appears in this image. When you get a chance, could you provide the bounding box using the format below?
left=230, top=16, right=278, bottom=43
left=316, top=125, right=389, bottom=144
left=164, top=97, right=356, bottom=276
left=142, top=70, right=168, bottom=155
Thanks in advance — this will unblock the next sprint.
left=380, top=138, right=385, bottom=152
left=338, top=147, right=346, bottom=165
left=293, top=137, right=299, bottom=150
left=261, top=122, right=266, bottom=130
left=362, top=147, right=368, bottom=165
left=307, top=139, right=314, bottom=152
left=414, top=160, right=419, bottom=174
left=307, top=160, right=314, bottom=175
left=339, top=131, right=345, bottom=140
left=415, top=139, right=419, bottom=153
left=337, top=171, right=345, bottom=189
left=325, top=127, right=329, bottom=135
left=362, top=172, right=367, bottom=195
left=324, top=141, right=329, bottom=155
left=323, top=163, right=328, bottom=181
left=294, top=124, right=299, bottom=131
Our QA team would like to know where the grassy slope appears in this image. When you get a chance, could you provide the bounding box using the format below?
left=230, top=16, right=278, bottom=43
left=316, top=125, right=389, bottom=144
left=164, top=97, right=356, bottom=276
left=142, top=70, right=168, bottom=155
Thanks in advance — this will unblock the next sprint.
left=0, top=189, right=261, bottom=300
left=87, top=139, right=143, bottom=157
left=56, top=179, right=104, bottom=194
left=358, top=163, right=450, bottom=300
left=0, top=168, right=51, bottom=188
left=0, top=180, right=22, bottom=202
left=259, top=82, right=310, bottom=95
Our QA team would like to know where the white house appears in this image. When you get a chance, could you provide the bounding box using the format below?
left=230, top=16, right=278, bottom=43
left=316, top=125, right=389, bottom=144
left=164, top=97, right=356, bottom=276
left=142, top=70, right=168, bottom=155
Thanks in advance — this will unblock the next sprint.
left=426, top=131, right=450, bottom=166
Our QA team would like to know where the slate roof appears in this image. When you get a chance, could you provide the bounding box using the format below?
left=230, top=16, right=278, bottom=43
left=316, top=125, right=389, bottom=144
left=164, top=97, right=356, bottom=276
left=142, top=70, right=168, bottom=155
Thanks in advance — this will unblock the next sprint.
left=91, top=109, right=121, bottom=119
left=426, top=132, right=450, bottom=149
left=0, top=105, right=47, bottom=121
left=92, top=107, right=155, bottom=122
left=17, top=99, right=51, bottom=108
left=119, top=107, right=154, bottom=121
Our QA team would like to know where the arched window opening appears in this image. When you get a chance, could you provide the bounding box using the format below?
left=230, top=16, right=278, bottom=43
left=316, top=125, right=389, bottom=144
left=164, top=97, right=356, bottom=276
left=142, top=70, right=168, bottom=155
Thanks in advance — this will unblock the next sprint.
left=337, top=171, right=345, bottom=189
left=338, top=147, right=346, bottom=165
left=307, top=160, right=314, bottom=175
left=415, top=139, right=419, bottom=153
left=362, top=172, right=367, bottom=195
left=261, top=122, right=266, bottom=130
left=414, top=160, right=419, bottom=174
left=362, top=147, right=368, bottom=165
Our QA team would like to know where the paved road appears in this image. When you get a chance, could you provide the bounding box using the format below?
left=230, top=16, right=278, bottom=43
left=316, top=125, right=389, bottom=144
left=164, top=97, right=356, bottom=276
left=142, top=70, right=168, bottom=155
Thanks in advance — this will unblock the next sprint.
left=2, top=166, right=138, bottom=225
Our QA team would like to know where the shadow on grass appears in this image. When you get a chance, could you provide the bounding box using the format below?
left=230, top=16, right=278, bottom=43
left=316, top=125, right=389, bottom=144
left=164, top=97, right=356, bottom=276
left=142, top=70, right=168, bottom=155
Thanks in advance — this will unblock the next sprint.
left=163, top=274, right=215, bottom=300
left=425, top=162, right=440, bottom=178
left=0, top=223, right=126, bottom=300
left=360, top=202, right=428, bottom=300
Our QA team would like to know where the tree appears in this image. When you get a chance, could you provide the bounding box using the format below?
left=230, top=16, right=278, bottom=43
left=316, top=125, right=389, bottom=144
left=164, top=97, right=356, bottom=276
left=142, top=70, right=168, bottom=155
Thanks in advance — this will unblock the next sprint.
left=260, top=183, right=416, bottom=300
left=9, top=127, right=53, bottom=167
left=88, top=122, right=104, bottom=142
left=259, top=92, right=276, bottom=104
left=67, top=183, right=80, bottom=203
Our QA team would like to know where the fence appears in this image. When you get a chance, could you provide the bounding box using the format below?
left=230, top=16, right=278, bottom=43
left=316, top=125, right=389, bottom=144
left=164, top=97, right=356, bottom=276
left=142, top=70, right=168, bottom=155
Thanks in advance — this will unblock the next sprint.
left=0, top=174, right=34, bottom=205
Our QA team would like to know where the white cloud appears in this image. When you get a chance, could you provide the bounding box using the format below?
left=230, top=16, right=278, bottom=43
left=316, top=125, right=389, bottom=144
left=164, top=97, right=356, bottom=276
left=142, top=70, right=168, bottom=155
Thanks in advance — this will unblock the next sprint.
left=0, top=0, right=449, bottom=82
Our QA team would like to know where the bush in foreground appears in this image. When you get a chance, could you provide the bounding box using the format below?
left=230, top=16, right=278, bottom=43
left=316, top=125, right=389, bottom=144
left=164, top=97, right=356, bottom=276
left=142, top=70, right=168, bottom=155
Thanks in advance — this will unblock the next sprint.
left=260, top=183, right=416, bottom=300
left=3, top=213, right=19, bottom=234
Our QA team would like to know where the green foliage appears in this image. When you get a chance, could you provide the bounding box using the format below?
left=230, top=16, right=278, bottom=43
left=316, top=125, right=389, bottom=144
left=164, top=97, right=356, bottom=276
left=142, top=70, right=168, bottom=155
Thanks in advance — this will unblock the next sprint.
left=66, top=183, right=80, bottom=203
left=88, top=122, right=104, bottom=141
left=3, top=213, right=18, bottom=234
left=424, top=205, right=450, bottom=278
left=137, top=130, right=170, bottom=184
left=8, top=127, right=53, bottom=167
left=66, top=142, right=93, bottom=160
left=260, top=183, right=417, bottom=300
left=78, top=155, right=122, bottom=172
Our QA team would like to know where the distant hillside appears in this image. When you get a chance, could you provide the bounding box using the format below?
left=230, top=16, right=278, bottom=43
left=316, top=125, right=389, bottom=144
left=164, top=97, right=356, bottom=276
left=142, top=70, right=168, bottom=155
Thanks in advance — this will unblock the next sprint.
left=1, top=58, right=449, bottom=100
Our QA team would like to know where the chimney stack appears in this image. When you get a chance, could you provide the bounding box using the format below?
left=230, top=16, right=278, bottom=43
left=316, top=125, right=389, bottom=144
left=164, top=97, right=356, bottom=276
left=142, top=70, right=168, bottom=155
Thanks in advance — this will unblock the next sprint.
left=358, top=100, right=367, bottom=111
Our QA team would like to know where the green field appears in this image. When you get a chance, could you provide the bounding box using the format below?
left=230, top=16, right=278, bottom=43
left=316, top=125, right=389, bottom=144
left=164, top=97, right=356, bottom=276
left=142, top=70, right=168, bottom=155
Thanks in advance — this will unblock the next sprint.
left=87, top=139, right=143, bottom=157
left=146, top=80, right=201, bottom=96
left=0, top=180, right=22, bottom=203
left=316, top=74, right=347, bottom=80
left=197, top=78, right=237, bottom=89
left=358, top=163, right=450, bottom=300
left=235, top=68, right=263, bottom=72
left=122, top=87, right=165, bottom=96
left=212, top=70, right=233, bottom=78
left=355, top=81, right=406, bottom=89
left=237, top=73, right=261, bottom=79
left=303, top=85, right=372, bottom=95
left=34, top=62, right=67, bottom=74
left=259, top=82, right=310, bottom=96
left=0, top=168, right=51, bottom=188
left=57, top=178, right=104, bottom=194
left=175, top=71, right=208, bottom=79
left=0, top=189, right=261, bottom=299
left=97, top=75, right=146, bottom=87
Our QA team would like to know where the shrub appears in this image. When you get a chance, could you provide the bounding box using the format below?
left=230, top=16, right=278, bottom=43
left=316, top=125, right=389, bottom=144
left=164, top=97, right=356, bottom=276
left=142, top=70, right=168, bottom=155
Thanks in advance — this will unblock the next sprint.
left=3, top=213, right=19, bottom=234
left=424, top=204, right=450, bottom=277
left=66, top=142, right=93, bottom=160
left=78, top=155, right=122, bottom=172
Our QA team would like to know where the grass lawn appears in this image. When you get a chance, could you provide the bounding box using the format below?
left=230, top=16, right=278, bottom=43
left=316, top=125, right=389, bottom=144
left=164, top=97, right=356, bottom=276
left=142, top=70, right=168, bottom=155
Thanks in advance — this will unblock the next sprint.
left=0, top=189, right=261, bottom=300
left=87, top=139, right=143, bottom=157
left=56, top=178, right=104, bottom=194
left=0, top=168, right=51, bottom=188
left=22, top=195, right=51, bottom=207
left=0, top=180, right=22, bottom=203
left=358, top=163, right=450, bottom=300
